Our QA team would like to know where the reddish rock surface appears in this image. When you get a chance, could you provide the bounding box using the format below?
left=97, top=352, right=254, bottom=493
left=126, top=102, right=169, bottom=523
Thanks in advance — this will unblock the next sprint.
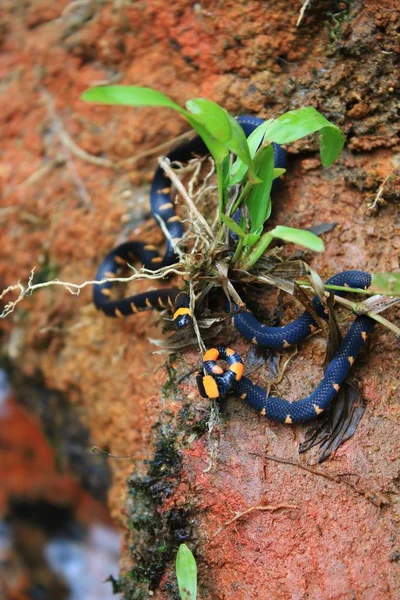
left=0, top=1, right=399, bottom=599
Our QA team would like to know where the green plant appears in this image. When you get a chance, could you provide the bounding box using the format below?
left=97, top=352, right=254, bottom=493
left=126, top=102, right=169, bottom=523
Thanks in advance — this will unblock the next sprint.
left=176, top=543, right=197, bottom=600
left=81, top=86, right=344, bottom=271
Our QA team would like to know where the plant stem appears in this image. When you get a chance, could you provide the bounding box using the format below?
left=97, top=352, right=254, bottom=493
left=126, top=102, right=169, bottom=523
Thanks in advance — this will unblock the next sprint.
left=229, top=180, right=252, bottom=217
left=237, top=231, right=273, bottom=271
left=296, top=280, right=372, bottom=295
left=216, top=161, right=225, bottom=224
left=232, top=237, right=244, bottom=264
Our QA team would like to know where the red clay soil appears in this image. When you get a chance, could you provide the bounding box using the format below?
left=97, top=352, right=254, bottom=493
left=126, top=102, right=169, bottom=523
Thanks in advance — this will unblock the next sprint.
left=0, top=1, right=399, bottom=599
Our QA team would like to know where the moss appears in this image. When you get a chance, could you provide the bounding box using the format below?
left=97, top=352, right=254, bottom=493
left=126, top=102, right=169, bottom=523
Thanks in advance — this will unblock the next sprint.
left=119, top=424, right=193, bottom=599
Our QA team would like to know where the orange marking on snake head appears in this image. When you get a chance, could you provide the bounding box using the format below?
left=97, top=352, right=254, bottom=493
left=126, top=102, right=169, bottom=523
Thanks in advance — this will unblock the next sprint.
left=284, top=415, right=293, bottom=424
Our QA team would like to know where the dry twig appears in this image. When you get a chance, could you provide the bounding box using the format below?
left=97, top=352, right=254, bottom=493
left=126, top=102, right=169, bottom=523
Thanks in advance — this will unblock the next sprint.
left=264, top=453, right=388, bottom=507
left=211, top=503, right=298, bottom=540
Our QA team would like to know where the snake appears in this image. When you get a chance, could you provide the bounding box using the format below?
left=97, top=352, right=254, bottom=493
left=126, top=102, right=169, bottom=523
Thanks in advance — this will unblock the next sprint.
left=93, top=116, right=373, bottom=424
left=196, top=271, right=374, bottom=423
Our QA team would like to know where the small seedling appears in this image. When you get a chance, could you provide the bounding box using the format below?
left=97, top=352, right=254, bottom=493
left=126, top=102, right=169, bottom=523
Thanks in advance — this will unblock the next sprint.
left=176, top=543, right=197, bottom=600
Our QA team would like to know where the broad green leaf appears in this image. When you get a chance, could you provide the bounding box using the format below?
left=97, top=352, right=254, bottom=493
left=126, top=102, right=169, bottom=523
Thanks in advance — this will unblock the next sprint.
left=269, top=225, right=325, bottom=252
left=185, top=100, right=258, bottom=183
left=264, top=107, right=345, bottom=167
left=186, top=98, right=232, bottom=142
left=370, top=272, right=400, bottom=295
left=81, top=85, right=185, bottom=113
left=186, top=99, right=255, bottom=171
left=228, top=120, right=272, bottom=186
left=176, top=544, right=197, bottom=600
left=82, top=86, right=228, bottom=163
left=221, top=213, right=245, bottom=237
left=245, top=144, right=275, bottom=233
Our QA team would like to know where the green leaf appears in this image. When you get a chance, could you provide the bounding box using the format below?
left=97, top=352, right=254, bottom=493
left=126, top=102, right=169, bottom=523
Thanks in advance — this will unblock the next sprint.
left=221, top=213, right=245, bottom=237
left=228, top=120, right=272, bottom=186
left=186, top=98, right=232, bottom=142
left=370, top=272, right=400, bottom=295
left=264, top=107, right=345, bottom=167
left=81, top=85, right=185, bottom=113
left=245, top=144, right=275, bottom=233
left=81, top=86, right=229, bottom=163
left=187, top=116, right=229, bottom=163
left=176, top=544, right=197, bottom=600
left=269, top=225, right=325, bottom=252
left=186, top=99, right=252, bottom=166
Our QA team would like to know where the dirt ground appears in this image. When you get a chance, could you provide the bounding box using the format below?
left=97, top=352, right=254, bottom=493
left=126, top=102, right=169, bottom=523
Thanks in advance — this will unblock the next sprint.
left=0, top=1, right=399, bottom=599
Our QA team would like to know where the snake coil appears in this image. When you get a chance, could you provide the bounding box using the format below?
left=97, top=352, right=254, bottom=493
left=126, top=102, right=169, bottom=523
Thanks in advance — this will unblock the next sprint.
left=93, top=116, right=374, bottom=424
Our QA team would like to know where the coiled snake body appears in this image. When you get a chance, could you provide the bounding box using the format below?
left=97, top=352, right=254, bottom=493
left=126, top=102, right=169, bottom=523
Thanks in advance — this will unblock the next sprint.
left=93, top=117, right=374, bottom=423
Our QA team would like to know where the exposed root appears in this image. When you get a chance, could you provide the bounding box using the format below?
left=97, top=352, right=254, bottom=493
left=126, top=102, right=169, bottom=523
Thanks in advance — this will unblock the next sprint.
left=264, top=453, right=389, bottom=507
left=0, top=264, right=188, bottom=319
left=365, top=161, right=400, bottom=213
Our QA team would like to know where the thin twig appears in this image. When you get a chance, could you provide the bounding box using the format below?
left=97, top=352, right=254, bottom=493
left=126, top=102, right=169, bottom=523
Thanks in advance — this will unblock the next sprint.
left=366, top=161, right=400, bottom=213
left=154, top=213, right=185, bottom=260
left=264, top=454, right=387, bottom=507
left=297, top=0, right=312, bottom=26
left=211, top=503, right=298, bottom=540
left=159, top=157, right=214, bottom=239
left=41, top=89, right=115, bottom=169
left=117, top=131, right=193, bottom=169
left=189, top=280, right=206, bottom=355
